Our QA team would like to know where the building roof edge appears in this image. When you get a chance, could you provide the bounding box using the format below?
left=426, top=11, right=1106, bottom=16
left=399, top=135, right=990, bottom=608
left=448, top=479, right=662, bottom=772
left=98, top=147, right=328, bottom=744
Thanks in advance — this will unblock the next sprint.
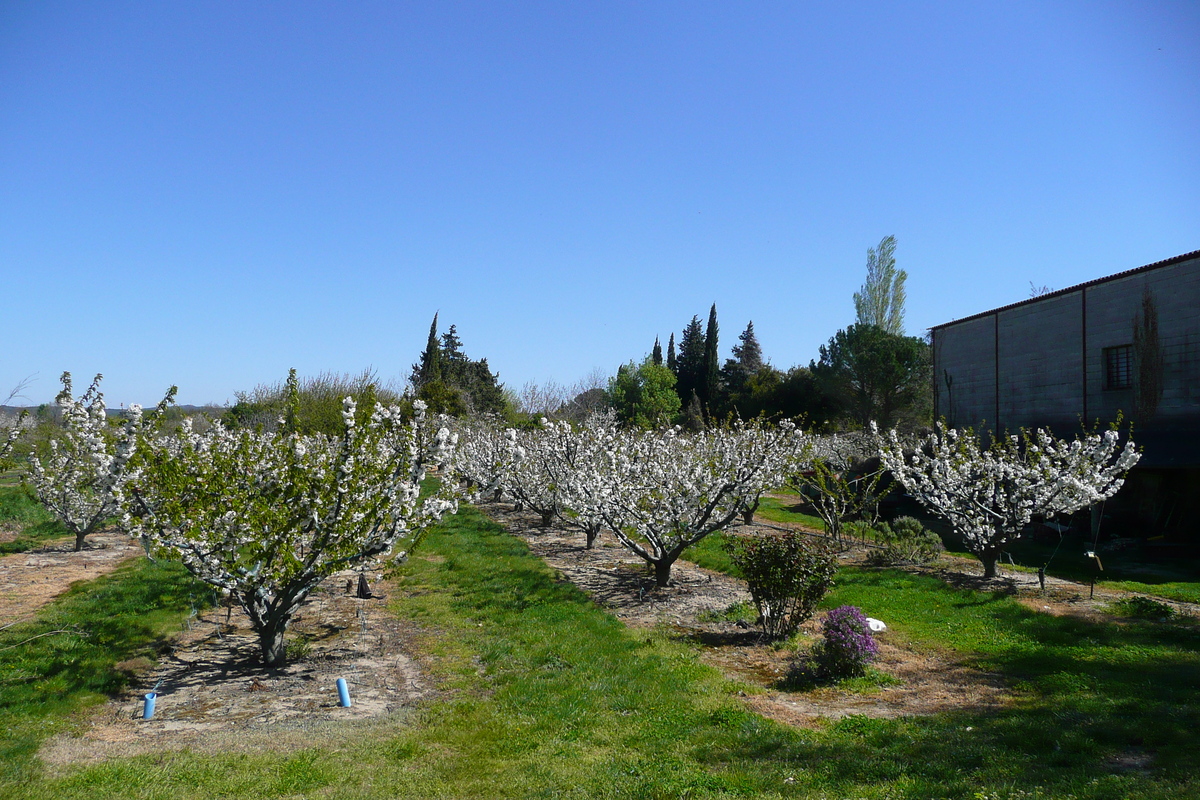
left=930, top=249, right=1200, bottom=332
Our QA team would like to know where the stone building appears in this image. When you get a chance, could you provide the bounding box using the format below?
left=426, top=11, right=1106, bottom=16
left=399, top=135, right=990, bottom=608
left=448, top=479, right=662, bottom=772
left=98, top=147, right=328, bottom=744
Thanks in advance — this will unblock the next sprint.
left=930, top=249, right=1200, bottom=542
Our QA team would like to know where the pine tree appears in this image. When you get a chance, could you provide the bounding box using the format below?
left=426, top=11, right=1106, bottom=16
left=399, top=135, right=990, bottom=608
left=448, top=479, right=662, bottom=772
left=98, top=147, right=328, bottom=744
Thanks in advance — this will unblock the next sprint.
left=722, top=320, right=765, bottom=406
left=675, top=316, right=706, bottom=409
left=731, top=321, right=763, bottom=373
left=652, top=337, right=663, bottom=366
left=666, top=333, right=677, bottom=374
left=440, top=325, right=467, bottom=382
left=702, top=304, right=719, bottom=410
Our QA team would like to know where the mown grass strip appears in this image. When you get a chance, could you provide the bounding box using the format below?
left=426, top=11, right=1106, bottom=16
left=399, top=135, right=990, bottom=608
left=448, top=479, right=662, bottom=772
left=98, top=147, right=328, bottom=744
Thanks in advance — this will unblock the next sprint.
left=0, top=558, right=210, bottom=786
left=0, top=486, right=68, bottom=555
left=754, top=495, right=825, bottom=531
left=12, top=506, right=1200, bottom=799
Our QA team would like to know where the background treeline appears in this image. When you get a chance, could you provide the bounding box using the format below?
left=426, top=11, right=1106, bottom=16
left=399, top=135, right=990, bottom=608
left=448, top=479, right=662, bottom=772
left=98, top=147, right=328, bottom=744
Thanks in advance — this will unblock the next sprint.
left=2, top=237, right=929, bottom=439
left=605, top=309, right=930, bottom=432
left=605, top=237, right=932, bottom=431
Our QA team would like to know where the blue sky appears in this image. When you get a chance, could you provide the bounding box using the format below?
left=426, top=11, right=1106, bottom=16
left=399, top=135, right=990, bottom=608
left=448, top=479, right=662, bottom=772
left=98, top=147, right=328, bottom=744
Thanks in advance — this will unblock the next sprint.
left=2, top=1, right=1197, bottom=407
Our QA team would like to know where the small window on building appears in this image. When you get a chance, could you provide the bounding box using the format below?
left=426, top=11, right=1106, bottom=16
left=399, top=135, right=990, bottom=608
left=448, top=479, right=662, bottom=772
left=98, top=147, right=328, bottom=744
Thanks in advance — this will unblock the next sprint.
left=1104, top=345, right=1132, bottom=390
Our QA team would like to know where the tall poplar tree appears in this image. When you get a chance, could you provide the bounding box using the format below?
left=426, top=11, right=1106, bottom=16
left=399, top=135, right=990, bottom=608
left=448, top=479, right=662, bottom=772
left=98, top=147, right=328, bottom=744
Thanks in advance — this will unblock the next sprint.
left=666, top=333, right=677, bottom=374
left=853, top=235, right=907, bottom=335
left=652, top=337, right=663, bottom=366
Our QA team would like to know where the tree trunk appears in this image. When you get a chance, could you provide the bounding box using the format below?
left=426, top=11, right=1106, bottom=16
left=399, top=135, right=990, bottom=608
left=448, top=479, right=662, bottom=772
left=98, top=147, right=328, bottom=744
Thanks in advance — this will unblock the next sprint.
left=653, top=560, right=673, bottom=588
left=541, top=510, right=554, bottom=527
left=74, top=530, right=87, bottom=552
left=246, top=598, right=299, bottom=668
left=260, top=623, right=288, bottom=671
left=585, top=527, right=599, bottom=549
left=980, top=553, right=999, bottom=579
left=742, top=504, right=757, bottom=526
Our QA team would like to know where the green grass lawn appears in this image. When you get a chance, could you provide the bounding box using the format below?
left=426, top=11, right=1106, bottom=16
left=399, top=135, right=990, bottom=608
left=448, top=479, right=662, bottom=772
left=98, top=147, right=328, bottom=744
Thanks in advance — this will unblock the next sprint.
left=0, top=558, right=211, bottom=787
left=2, top=505, right=1198, bottom=798
left=758, top=490, right=1200, bottom=605
left=0, top=485, right=69, bottom=555
left=754, top=495, right=825, bottom=531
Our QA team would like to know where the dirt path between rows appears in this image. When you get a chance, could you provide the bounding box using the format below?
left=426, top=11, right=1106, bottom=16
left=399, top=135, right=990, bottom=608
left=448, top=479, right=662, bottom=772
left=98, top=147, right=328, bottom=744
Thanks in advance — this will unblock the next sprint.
left=481, top=501, right=1199, bottom=730
left=37, top=566, right=438, bottom=770
left=0, top=531, right=141, bottom=626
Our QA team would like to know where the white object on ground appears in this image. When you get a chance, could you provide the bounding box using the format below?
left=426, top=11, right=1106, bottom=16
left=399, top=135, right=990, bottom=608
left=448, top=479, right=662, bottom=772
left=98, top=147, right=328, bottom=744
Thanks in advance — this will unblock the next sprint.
left=865, top=617, right=887, bottom=632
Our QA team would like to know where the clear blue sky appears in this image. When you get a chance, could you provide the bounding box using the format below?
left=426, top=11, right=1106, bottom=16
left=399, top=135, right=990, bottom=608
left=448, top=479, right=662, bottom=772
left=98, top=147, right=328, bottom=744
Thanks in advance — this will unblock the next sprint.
left=3, top=1, right=1197, bottom=407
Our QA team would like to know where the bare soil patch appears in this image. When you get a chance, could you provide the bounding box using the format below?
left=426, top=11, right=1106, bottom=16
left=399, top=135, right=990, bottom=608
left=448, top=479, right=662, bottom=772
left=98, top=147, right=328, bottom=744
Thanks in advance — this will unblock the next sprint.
left=0, top=531, right=140, bottom=625
left=39, top=572, right=438, bottom=769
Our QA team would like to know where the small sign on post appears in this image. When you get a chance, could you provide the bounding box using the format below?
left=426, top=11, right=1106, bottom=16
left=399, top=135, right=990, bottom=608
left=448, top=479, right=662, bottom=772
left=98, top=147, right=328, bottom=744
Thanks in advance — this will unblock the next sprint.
left=1085, top=551, right=1104, bottom=598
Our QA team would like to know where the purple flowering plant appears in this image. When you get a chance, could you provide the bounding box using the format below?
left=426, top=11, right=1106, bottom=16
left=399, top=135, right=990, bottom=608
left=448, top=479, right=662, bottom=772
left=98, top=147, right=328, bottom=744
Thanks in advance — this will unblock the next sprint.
left=813, top=605, right=879, bottom=680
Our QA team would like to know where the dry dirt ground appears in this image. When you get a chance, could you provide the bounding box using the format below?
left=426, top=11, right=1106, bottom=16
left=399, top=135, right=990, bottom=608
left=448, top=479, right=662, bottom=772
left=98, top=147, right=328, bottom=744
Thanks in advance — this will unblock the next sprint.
left=0, top=530, right=140, bottom=626
left=36, top=569, right=438, bottom=768
left=3, top=506, right=1190, bottom=768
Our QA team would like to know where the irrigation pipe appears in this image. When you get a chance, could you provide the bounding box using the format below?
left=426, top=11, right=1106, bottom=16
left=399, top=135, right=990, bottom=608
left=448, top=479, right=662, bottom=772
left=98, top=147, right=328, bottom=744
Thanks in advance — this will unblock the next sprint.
left=0, top=628, right=79, bottom=652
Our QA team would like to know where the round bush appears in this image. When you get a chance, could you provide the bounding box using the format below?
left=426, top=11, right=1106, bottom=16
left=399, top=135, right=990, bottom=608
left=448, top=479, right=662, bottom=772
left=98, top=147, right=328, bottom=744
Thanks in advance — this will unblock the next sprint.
left=869, top=516, right=943, bottom=566
left=813, top=605, right=879, bottom=679
left=724, top=532, right=836, bottom=640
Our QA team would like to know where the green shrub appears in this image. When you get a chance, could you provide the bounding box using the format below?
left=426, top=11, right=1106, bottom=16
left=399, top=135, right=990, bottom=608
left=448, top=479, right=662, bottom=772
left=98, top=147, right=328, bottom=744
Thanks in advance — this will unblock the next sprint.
left=1111, top=595, right=1175, bottom=620
left=842, top=520, right=881, bottom=543
left=868, top=515, right=943, bottom=566
left=724, top=531, right=836, bottom=639
left=224, top=369, right=403, bottom=435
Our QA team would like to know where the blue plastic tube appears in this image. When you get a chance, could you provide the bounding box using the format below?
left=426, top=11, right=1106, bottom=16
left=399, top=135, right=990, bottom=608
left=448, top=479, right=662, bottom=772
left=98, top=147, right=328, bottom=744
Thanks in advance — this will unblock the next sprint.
left=142, top=692, right=157, bottom=720
left=336, top=678, right=351, bottom=708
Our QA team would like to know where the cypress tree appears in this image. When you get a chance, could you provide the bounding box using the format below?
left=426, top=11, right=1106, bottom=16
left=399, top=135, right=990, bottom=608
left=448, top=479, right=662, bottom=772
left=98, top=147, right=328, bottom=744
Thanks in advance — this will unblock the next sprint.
left=412, top=319, right=506, bottom=417
left=702, top=304, right=720, bottom=409
left=652, top=337, right=663, bottom=366
left=666, top=333, right=677, bottom=374
left=411, top=313, right=442, bottom=388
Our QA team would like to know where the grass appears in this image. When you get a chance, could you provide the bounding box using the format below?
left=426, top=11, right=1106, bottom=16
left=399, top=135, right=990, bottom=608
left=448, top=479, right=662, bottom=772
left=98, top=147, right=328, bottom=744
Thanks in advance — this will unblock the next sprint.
left=697, top=599, right=757, bottom=625
left=681, top=493, right=827, bottom=578
left=1107, top=596, right=1176, bottom=620
left=681, top=530, right=740, bottom=576
left=2, top=506, right=1198, bottom=798
left=837, top=568, right=1198, bottom=780
left=0, top=485, right=69, bottom=555
left=0, top=559, right=211, bottom=786
left=780, top=664, right=903, bottom=693
left=933, top=531, right=1200, bottom=605
left=754, top=495, right=826, bottom=531
left=1100, top=580, right=1200, bottom=605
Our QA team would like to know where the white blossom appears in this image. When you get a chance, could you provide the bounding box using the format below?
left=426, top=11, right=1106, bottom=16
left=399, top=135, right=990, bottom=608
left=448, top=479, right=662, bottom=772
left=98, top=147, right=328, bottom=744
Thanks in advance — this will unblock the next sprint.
left=876, top=422, right=1140, bottom=578
left=27, top=373, right=145, bottom=551
left=125, top=375, right=458, bottom=667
